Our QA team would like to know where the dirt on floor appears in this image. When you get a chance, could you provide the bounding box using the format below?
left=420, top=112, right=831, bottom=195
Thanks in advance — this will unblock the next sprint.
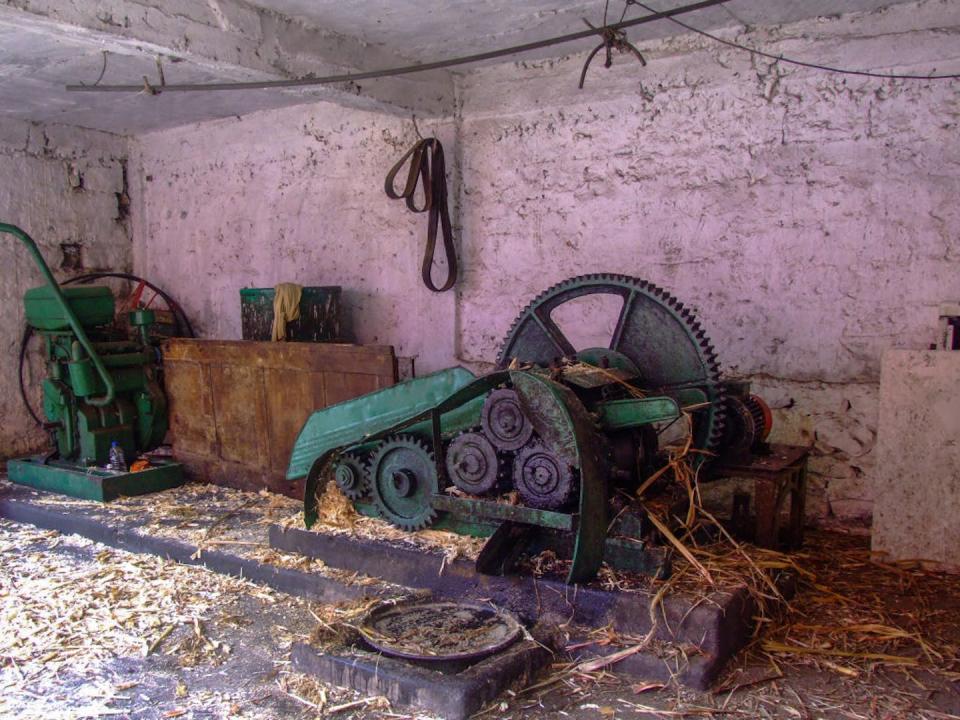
left=1, top=478, right=959, bottom=720
left=0, top=519, right=357, bottom=719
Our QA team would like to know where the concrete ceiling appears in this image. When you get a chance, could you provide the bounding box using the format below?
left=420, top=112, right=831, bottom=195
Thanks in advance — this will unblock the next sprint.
left=244, top=0, right=912, bottom=63
left=0, top=0, right=924, bottom=136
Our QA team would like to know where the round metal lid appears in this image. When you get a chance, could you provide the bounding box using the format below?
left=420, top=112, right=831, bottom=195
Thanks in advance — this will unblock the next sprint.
left=358, top=600, right=523, bottom=663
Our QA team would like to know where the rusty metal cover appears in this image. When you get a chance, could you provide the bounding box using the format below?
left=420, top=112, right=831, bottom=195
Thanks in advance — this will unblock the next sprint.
left=358, top=600, right=522, bottom=663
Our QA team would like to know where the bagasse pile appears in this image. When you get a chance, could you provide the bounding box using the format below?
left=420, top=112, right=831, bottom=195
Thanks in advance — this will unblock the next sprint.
left=0, top=524, right=257, bottom=671
left=1, top=468, right=956, bottom=718
left=0, top=517, right=390, bottom=719
left=306, top=476, right=488, bottom=567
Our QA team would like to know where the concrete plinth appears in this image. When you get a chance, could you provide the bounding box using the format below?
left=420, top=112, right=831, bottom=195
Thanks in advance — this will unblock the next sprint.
left=872, top=350, right=960, bottom=570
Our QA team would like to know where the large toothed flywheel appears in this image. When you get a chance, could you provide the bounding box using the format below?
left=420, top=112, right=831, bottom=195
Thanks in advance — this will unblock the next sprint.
left=497, top=274, right=726, bottom=458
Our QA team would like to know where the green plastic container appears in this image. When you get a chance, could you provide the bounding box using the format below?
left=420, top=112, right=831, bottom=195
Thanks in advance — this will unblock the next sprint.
left=239, top=286, right=342, bottom=342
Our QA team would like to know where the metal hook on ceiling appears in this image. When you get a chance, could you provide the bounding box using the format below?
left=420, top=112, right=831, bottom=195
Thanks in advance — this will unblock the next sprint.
left=413, top=113, right=441, bottom=142
left=578, top=7, right=648, bottom=89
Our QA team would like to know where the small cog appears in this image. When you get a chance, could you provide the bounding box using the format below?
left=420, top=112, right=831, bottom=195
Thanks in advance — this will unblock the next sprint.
left=446, top=432, right=501, bottom=495
left=332, top=452, right=367, bottom=499
left=481, top=388, right=534, bottom=451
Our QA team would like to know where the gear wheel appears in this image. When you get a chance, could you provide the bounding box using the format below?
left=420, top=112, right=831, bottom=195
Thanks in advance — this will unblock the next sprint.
left=481, top=389, right=534, bottom=451
left=497, top=273, right=725, bottom=460
left=720, top=396, right=757, bottom=459
left=743, top=394, right=772, bottom=441
left=513, top=442, right=576, bottom=510
left=332, top=452, right=367, bottom=500
left=446, top=432, right=501, bottom=495
left=367, top=435, right=439, bottom=531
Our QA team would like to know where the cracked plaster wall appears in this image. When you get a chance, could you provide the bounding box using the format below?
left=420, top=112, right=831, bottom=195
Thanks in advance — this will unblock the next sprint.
left=0, top=118, right=132, bottom=459
left=127, top=0, right=958, bottom=524
left=130, top=103, right=458, bottom=373
left=455, top=0, right=960, bottom=522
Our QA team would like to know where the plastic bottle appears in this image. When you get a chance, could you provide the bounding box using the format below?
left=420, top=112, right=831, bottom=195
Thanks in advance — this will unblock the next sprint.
left=107, top=441, right=127, bottom=473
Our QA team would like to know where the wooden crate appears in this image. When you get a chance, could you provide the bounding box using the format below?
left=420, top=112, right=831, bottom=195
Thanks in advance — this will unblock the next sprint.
left=162, top=339, right=396, bottom=497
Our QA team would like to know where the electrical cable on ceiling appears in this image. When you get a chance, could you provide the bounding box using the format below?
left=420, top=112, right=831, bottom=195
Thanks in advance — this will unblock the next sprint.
left=578, top=2, right=648, bottom=89
left=65, top=0, right=728, bottom=92
left=632, top=0, right=960, bottom=80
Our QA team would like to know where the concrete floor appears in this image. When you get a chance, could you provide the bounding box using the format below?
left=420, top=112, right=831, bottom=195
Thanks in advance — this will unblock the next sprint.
left=1, top=485, right=958, bottom=719
left=0, top=520, right=332, bottom=720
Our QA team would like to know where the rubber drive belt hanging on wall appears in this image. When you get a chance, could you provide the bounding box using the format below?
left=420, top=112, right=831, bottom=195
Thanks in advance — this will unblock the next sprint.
left=384, top=138, right=458, bottom=292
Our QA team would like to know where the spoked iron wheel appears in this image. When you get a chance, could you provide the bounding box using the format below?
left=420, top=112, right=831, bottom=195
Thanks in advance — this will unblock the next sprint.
left=497, top=273, right=726, bottom=460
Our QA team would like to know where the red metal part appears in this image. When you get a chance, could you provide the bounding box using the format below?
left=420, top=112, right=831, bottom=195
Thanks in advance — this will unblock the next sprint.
left=748, top=394, right=774, bottom=440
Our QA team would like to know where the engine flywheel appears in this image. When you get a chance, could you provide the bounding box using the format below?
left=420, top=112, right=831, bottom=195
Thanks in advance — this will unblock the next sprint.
left=497, top=274, right=726, bottom=459
left=367, top=435, right=439, bottom=531
left=446, top=432, right=500, bottom=495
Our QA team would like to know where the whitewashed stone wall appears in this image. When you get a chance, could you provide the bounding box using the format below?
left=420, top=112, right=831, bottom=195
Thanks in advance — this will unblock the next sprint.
left=455, top=0, right=960, bottom=521
left=129, top=0, right=959, bottom=523
left=130, top=103, right=458, bottom=373
left=0, top=118, right=131, bottom=459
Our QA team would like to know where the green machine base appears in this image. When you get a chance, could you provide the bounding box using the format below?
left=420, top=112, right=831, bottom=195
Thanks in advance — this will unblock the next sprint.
left=7, top=456, right=185, bottom=502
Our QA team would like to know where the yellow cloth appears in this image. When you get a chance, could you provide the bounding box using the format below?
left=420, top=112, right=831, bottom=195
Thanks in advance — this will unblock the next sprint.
left=271, top=283, right=302, bottom=341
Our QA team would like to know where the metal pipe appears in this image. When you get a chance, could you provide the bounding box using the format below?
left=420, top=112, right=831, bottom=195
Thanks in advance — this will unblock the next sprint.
left=0, top=223, right=116, bottom=407
left=65, top=0, right=730, bottom=93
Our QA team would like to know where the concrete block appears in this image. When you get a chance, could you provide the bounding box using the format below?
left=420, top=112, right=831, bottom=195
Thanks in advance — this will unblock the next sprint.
left=872, top=350, right=960, bottom=569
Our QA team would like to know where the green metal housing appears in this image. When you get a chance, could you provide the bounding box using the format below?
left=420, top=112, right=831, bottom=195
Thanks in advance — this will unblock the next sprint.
left=24, top=285, right=115, bottom=330
left=2, top=222, right=183, bottom=500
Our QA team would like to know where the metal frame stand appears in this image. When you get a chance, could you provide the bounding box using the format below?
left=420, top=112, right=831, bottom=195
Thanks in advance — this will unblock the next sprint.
left=714, top=444, right=809, bottom=550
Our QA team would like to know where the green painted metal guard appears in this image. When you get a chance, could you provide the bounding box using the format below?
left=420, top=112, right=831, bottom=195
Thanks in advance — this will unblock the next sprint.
left=0, top=222, right=116, bottom=407
left=511, top=371, right=607, bottom=584
left=597, top=396, right=680, bottom=430
left=288, top=366, right=478, bottom=482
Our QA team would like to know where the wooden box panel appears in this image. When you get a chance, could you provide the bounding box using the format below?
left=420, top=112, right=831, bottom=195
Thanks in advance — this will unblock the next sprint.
left=263, top=367, right=326, bottom=473
left=210, top=362, right=269, bottom=467
left=163, top=360, right=217, bottom=458
left=163, top=339, right=396, bottom=497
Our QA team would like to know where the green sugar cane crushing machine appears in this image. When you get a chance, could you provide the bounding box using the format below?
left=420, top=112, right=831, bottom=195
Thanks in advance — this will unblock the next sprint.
left=287, top=274, right=775, bottom=584
left=2, top=223, right=184, bottom=501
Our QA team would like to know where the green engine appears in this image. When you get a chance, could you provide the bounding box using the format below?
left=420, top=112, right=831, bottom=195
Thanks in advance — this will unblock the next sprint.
left=25, top=285, right=169, bottom=467
left=4, top=222, right=183, bottom=501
